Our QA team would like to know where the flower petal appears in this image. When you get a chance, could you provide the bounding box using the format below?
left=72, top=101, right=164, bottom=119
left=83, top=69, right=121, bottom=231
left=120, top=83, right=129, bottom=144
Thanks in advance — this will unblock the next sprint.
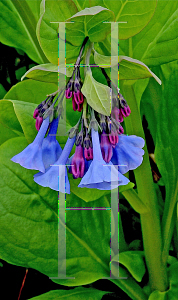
left=34, top=166, right=70, bottom=193
left=112, top=134, right=145, bottom=174
left=11, top=117, right=50, bottom=172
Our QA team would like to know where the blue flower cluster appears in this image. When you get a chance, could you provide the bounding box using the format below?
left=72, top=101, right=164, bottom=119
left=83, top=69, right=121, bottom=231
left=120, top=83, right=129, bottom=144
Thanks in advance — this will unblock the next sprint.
left=11, top=38, right=145, bottom=194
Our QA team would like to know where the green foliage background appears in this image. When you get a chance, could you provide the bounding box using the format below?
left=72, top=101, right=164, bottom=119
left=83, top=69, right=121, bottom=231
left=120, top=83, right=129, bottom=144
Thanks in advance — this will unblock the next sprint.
left=0, top=0, right=178, bottom=299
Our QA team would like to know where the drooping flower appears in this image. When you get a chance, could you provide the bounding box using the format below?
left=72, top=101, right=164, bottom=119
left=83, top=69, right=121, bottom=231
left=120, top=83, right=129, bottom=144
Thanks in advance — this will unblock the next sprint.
left=11, top=117, right=50, bottom=173
left=111, top=134, right=145, bottom=174
left=78, top=128, right=129, bottom=190
left=34, top=136, right=76, bottom=193
left=41, top=117, right=62, bottom=169
left=10, top=36, right=146, bottom=195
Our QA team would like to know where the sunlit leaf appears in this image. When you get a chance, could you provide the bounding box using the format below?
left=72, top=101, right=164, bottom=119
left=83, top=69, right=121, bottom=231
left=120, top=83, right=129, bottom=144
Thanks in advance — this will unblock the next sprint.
left=81, top=70, right=110, bottom=115
left=0, top=0, right=47, bottom=64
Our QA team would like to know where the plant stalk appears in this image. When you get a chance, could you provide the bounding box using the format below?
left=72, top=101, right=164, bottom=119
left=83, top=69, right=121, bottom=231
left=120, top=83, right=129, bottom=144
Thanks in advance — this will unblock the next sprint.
left=121, top=81, right=168, bottom=291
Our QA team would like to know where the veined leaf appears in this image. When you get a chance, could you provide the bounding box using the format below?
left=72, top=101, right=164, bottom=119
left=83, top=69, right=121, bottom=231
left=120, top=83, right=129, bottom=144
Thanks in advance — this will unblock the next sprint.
left=90, top=0, right=157, bottom=39
left=0, top=146, right=111, bottom=286
left=36, top=0, right=80, bottom=65
left=66, top=6, right=114, bottom=46
left=93, top=50, right=161, bottom=84
left=21, top=63, right=73, bottom=83
left=37, top=2, right=114, bottom=64
left=142, top=7, right=178, bottom=66
left=113, top=251, right=146, bottom=282
left=28, top=287, right=110, bottom=300
left=0, top=0, right=47, bottom=64
left=81, top=70, right=110, bottom=115
left=132, top=0, right=178, bottom=66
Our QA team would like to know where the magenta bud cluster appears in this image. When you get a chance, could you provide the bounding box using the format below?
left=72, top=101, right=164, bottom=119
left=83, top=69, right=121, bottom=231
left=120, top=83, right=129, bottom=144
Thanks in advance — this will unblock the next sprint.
left=65, top=65, right=84, bottom=112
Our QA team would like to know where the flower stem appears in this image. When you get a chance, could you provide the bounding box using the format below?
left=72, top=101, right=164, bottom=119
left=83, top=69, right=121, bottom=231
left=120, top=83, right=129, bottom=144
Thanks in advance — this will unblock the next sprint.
left=82, top=98, right=88, bottom=128
left=85, top=41, right=93, bottom=71
left=121, top=81, right=168, bottom=291
left=75, top=36, right=89, bottom=67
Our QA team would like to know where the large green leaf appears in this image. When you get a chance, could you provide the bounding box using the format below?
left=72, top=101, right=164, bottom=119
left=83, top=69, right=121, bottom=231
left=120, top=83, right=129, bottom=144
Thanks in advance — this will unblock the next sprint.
left=90, top=0, right=157, bottom=39
left=154, top=69, right=178, bottom=265
left=37, top=2, right=114, bottom=65
left=65, top=6, right=114, bottom=46
left=0, top=100, right=23, bottom=135
left=2, top=80, right=58, bottom=142
left=73, top=0, right=90, bottom=10
left=6, top=100, right=37, bottom=143
left=37, top=0, right=80, bottom=64
left=0, top=0, right=47, bottom=64
left=81, top=69, right=110, bottom=115
left=21, top=63, right=73, bottom=82
left=130, top=0, right=178, bottom=66
left=29, top=287, right=109, bottom=300
left=0, top=123, right=21, bottom=146
left=118, top=251, right=146, bottom=282
left=155, top=69, right=178, bottom=210
left=93, top=50, right=161, bottom=83
left=0, top=140, right=111, bottom=285
left=4, top=80, right=58, bottom=105
left=142, top=7, right=178, bottom=66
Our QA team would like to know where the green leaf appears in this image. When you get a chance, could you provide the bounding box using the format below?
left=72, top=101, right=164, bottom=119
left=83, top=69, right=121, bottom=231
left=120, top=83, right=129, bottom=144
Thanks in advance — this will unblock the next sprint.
left=2, top=80, right=59, bottom=142
left=119, top=182, right=135, bottom=193
left=0, top=84, right=6, bottom=99
left=0, top=0, right=47, bottom=64
left=131, top=0, right=178, bottom=66
left=66, top=6, right=115, bottom=46
left=93, top=50, right=161, bottom=83
left=154, top=69, right=178, bottom=261
left=121, top=188, right=149, bottom=214
left=4, top=80, right=58, bottom=105
left=81, top=70, right=110, bottom=115
left=90, top=0, right=157, bottom=39
left=8, top=100, right=37, bottom=143
left=140, top=72, right=162, bottom=144
left=2, top=80, right=76, bottom=146
left=155, top=69, right=178, bottom=208
left=117, top=251, right=146, bottom=282
left=28, top=287, right=109, bottom=300
left=37, top=2, right=114, bottom=64
left=143, top=7, right=178, bottom=66
left=0, top=141, right=111, bottom=286
left=73, top=0, right=90, bottom=11
left=37, top=0, right=80, bottom=64
left=0, top=100, right=23, bottom=135
left=119, top=56, right=161, bottom=84
left=21, top=63, right=73, bottom=83
left=0, top=123, right=20, bottom=146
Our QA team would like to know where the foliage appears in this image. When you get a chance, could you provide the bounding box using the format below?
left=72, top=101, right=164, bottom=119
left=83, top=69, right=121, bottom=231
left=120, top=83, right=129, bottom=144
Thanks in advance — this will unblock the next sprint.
left=0, top=1, right=178, bottom=299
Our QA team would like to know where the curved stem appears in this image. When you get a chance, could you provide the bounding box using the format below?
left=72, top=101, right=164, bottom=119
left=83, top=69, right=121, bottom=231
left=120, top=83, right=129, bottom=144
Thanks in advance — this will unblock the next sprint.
left=85, top=42, right=94, bottom=71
